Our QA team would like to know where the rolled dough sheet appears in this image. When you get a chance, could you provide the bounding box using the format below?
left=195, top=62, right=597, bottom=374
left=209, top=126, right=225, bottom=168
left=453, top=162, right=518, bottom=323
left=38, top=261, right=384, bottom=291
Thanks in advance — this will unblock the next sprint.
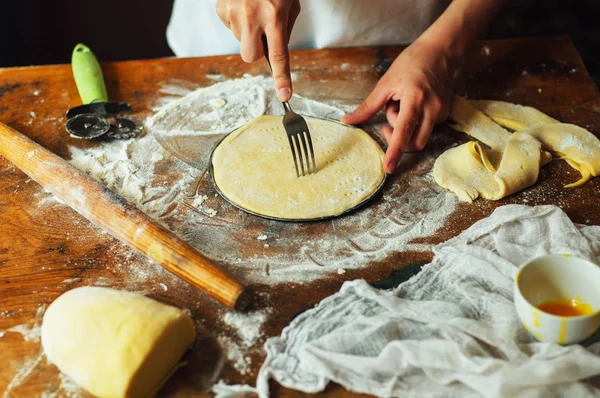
left=470, top=99, right=559, bottom=131
left=41, top=287, right=196, bottom=398
left=212, top=115, right=385, bottom=220
left=439, top=96, right=600, bottom=201
left=468, top=99, right=600, bottom=187
left=433, top=132, right=541, bottom=202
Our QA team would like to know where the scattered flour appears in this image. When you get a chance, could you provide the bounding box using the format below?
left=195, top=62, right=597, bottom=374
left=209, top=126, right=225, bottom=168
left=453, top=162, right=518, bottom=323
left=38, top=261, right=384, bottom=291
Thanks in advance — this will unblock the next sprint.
left=61, top=278, right=82, bottom=284
left=204, top=208, right=218, bottom=217
left=7, top=323, right=41, bottom=342
left=2, top=353, right=44, bottom=398
left=4, top=304, right=46, bottom=342
left=193, top=195, right=209, bottom=207
left=61, top=75, right=457, bottom=286
left=217, top=336, right=252, bottom=376
left=93, top=277, right=113, bottom=287
left=41, top=373, right=83, bottom=398
left=56, top=373, right=83, bottom=398
left=211, top=380, right=257, bottom=397
left=223, top=310, right=268, bottom=347
left=192, top=194, right=218, bottom=217
left=216, top=309, right=270, bottom=378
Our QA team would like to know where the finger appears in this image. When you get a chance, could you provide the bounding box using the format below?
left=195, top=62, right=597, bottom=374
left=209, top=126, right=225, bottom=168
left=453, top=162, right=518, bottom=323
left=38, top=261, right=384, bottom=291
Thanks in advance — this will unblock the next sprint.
left=341, top=86, right=389, bottom=125
left=406, top=111, right=434, bottom=152
left=385, top=101, right=399, bottom=127
left=437, top=95, right=451, bottom=123
left=287, top=1, right=301, bottom=42
left=216, top=0, right=230, bottom=28
left=265, top=25, right=292, bottom=101
left=382, top=125, right=393, bottom=145
left=384, top=97, right=420, bottom=173
left=240, top=23, right=263, bottom=63
left=227, top=11, right=242, bottom=42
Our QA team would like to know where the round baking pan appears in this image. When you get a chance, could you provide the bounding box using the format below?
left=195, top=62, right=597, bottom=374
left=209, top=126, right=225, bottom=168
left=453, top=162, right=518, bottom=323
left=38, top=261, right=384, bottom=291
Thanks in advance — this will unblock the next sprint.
left=208, top=116, right=387, bottom=222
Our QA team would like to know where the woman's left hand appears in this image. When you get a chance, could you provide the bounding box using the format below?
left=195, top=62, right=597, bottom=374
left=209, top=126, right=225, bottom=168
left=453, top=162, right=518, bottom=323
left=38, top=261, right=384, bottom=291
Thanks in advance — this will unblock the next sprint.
left=341, top=40, right=456, bottom=174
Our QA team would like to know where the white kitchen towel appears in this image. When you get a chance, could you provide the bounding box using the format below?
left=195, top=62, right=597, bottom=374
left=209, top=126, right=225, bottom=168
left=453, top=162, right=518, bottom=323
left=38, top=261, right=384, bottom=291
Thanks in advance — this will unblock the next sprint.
left=256, top=205, right=600, bottom=397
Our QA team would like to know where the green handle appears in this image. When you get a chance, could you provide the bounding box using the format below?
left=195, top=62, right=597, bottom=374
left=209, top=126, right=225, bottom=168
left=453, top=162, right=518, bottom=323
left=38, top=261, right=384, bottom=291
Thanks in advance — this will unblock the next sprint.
left=71, top=43, right=108, bottom=104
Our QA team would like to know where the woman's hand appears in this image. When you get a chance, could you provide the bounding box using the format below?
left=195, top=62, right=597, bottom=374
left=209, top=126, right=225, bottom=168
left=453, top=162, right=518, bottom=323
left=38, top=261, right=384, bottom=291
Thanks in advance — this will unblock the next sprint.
left=341, top=40, right=456, bottom=174
left=216, top=0, right=301, bottom=101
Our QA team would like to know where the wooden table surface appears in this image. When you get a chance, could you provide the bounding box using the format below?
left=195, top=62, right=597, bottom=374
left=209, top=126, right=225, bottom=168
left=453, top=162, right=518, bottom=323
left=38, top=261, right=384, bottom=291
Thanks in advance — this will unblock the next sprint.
left=1, top=37, right=600, bottom=397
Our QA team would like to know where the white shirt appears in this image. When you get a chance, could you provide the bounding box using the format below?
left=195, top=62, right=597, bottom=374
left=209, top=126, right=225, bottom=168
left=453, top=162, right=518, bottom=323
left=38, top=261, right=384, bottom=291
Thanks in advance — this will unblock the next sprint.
left=167, top=0, right=450, bottom=57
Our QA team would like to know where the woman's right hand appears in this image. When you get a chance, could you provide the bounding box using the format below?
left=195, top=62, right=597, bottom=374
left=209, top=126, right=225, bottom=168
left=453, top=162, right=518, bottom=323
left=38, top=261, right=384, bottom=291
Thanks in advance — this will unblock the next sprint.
left=216, top=0, right=301, bottom=101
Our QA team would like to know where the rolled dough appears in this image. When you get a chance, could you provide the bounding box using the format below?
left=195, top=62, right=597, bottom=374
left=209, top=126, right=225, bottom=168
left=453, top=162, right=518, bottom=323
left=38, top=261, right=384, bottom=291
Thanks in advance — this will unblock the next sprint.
left=433, top=132, right=541, bottom=202
left=212, top=115, right=385, bottom=219
left=41, top=287, right=195, bottom=398
left=470, top=99, right=559, bottom=131
left=469, top=100, right=600, bottom=187
left=435, top=96, right=600, bottom=202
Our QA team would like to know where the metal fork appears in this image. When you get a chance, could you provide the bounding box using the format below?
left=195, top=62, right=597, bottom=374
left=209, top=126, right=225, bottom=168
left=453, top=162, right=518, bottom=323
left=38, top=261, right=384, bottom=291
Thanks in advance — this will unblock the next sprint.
left=262, top=36, right=316, bottom=177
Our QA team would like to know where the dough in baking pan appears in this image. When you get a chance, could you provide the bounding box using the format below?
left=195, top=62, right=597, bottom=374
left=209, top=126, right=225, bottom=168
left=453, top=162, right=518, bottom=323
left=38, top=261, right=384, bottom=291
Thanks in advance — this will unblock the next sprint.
left=212, top=115, right=385, bottom=220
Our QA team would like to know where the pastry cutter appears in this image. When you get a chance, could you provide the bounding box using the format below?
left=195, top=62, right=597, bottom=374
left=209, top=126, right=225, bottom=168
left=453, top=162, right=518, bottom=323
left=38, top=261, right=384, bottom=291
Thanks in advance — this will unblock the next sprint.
left=65, top=44, right=143, bottom=139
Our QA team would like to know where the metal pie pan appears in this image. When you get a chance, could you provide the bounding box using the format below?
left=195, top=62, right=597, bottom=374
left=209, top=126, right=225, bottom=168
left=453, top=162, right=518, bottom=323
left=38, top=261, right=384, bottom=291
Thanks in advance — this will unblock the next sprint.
left=208, top=116, right=387, bottom=223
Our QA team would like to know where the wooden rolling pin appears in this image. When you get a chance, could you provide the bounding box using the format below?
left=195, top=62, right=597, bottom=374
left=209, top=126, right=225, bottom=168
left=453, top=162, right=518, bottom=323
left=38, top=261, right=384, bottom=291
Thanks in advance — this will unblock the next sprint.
left=0, top=122, right=248, bottom=310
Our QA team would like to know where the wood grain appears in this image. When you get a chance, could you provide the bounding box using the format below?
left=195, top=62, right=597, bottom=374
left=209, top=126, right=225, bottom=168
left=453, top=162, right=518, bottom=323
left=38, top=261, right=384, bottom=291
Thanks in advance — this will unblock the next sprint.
left=0, top=38, right=599, bottom=397
left=0, top=122, right=246, bottom=310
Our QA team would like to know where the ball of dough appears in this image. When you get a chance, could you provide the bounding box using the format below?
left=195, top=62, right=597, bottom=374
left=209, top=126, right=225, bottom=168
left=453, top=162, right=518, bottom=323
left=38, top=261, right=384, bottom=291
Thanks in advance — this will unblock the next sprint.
left=41, top=287, right=195, bottom=398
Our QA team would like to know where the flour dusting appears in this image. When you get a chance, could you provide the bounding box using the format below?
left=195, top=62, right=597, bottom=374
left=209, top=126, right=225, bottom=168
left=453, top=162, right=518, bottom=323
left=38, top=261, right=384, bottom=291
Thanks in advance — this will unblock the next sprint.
left=7, top=323, right=41, bottom=342
left=3, top=353, right=44, bottom=398
left=223, top=310, right=268, bottom=347
left=212, top=380, right=257, bottom=397
left=217, top=336, right=252, bottom=376
left=61, top=75, right=457, bottom=286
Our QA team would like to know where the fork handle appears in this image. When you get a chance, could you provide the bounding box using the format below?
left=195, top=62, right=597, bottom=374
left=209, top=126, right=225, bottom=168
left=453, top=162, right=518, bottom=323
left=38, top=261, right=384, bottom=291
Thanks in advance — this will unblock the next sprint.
left=261, top=35, right=272, bottom=73
left=262, top=35, right=292, bottom=113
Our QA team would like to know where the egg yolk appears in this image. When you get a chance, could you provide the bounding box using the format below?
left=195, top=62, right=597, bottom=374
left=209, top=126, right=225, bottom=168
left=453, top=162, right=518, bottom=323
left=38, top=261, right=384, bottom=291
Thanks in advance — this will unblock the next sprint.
left=537, top=299, right=594, bottom=316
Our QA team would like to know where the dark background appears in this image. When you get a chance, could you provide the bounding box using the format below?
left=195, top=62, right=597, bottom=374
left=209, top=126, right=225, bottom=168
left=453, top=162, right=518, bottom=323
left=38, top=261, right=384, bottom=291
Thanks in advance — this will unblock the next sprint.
left=0, top=0, right=598, bottom=87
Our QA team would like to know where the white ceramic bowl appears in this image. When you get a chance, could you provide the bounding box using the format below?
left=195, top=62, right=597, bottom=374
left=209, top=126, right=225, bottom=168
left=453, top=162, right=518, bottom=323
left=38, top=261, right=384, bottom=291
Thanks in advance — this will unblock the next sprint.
left=514, top=254, right=600, bottom=345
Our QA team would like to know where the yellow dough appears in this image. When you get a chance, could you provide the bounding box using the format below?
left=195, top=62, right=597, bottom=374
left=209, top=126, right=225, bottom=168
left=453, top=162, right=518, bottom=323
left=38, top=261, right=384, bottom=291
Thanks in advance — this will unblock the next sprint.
left=432, top=142, right=499, bottom=202
left=469, top=100, right=600, bottom=187
left=435, top=95, right=600, bottom=202
left=470, top=99, right=559, bottom=131
left=41, top=287, right=196, bottom=398
left=212, top=115, right=385, bottom=219
left=433, top=132, right=541, bottom=201
left=521, top=123, right=600, bottom=187
left=449, top=96, right=513, bottom=152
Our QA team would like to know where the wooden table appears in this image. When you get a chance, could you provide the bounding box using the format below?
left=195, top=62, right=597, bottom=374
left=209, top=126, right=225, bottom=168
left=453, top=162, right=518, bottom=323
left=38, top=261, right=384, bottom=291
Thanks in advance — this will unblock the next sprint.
left=1, top=37, right=599, bottom=397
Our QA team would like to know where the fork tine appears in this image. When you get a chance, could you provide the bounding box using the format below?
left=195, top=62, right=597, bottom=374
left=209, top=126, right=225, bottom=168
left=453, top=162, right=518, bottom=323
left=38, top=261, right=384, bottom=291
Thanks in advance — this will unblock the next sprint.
left=304, top=131, right=317, bottom=174
left=292, top=134, right=306, bottom=176
left=298, top=131, right=311, bottom=175
left=287, top=135, right=300, bottom=178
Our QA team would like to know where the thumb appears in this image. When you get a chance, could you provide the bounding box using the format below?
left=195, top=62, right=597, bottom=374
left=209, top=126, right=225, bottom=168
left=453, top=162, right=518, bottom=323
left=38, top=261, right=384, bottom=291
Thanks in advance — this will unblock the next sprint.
left=341, top=87, right=388, bottom=125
